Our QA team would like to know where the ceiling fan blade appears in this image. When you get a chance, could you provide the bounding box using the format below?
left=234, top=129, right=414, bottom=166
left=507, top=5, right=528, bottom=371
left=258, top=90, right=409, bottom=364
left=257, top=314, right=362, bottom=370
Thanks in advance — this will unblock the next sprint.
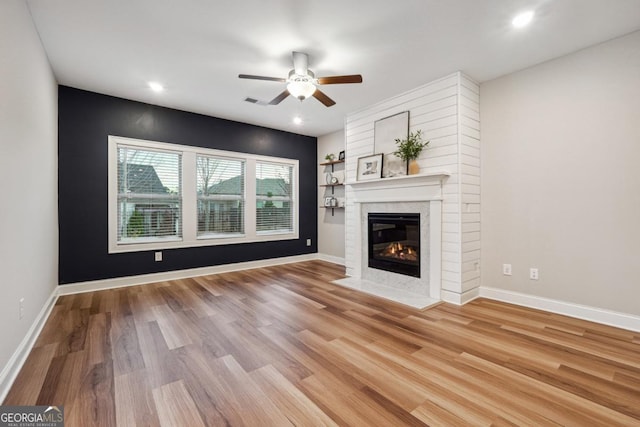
left=312, top=89, right=336, bottom=107
left=238, top=74, right=286, bottom=82
left=317, top=75, right=363, bottom=85
left=269, top=90, right=290, bottom=105
left=292, top=51, right=308, bottom=75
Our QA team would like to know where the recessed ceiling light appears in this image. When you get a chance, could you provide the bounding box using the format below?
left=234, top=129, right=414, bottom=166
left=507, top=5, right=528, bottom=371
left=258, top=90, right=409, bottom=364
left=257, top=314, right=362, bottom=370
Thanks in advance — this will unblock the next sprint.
left=293, top=116, right=303, bottom=125
left=148, top=81, right=164, bottom=92
left=512, top=10, right=534, bottom=28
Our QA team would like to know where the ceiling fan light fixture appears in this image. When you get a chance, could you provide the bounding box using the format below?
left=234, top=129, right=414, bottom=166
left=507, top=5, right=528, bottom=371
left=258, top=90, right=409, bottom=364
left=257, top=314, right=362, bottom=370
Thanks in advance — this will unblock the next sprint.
left=287, top=80, right=316, bottom=100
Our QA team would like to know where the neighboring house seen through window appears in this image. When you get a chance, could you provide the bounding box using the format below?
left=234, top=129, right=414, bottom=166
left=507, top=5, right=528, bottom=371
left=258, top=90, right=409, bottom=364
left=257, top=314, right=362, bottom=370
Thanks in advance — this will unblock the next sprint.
left=117, top=146, right=182, bottom=243
left=108, top=136, right=299, bottom=253
left=256, top=161, right=293, bottom=234
left=196, top=155, right=245, bottom=237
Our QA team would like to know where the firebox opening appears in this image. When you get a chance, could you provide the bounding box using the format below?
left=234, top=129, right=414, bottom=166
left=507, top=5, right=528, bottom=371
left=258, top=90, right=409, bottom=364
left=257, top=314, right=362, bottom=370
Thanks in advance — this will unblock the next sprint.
left=368, top=213, right=420, bottom=278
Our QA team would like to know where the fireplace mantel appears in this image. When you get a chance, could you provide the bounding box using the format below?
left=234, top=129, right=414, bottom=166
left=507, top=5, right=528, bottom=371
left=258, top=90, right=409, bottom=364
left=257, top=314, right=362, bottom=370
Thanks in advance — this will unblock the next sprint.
left=347, top=170, right=449, bottom=204
left=347, top=170, right=450, bottom=187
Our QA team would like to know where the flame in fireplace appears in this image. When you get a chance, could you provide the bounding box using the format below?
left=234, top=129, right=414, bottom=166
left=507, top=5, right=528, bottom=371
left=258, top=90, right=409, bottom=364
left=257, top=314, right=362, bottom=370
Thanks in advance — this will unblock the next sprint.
left=380, top=242, right=418, bottom=262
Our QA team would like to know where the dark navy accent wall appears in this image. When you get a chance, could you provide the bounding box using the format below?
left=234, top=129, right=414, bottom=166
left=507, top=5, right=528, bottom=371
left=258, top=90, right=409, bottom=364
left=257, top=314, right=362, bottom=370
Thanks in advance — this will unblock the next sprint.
left=58, top=86, right=317, bottom=284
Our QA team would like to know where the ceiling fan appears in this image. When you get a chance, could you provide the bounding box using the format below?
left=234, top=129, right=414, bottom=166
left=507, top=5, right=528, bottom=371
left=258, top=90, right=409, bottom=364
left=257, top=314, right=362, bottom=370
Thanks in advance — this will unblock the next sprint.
left=239, top=51, right=363, bottom=107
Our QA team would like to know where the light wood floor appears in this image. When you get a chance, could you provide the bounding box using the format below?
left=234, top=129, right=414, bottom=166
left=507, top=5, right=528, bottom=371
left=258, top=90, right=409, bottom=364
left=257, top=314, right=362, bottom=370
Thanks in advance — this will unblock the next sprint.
left=4, top=260, right=640, bottom=426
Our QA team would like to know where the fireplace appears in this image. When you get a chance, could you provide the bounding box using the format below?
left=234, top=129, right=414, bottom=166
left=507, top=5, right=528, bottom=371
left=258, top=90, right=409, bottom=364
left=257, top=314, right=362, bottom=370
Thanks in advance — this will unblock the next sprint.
left=368, top=213, right=420, bottom=278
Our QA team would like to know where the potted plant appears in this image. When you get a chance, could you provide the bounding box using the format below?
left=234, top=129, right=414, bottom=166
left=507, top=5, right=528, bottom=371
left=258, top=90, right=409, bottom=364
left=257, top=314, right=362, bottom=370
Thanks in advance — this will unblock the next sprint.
left=393, top=129, right=429, bottom=175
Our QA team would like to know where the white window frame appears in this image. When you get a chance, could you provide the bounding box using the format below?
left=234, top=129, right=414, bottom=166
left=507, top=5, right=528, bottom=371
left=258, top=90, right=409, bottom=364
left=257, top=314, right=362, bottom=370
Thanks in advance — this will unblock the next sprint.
left=255, top=161, right=295, bottom=236
left=196, top=154, right=246, bottom=239
left=108, top=135, right=299, bottom=253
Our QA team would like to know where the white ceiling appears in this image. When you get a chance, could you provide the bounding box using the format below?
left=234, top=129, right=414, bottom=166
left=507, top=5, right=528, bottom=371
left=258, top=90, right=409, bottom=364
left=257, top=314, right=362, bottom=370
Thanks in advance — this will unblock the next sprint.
left=27, top=0, right=640, bottom=137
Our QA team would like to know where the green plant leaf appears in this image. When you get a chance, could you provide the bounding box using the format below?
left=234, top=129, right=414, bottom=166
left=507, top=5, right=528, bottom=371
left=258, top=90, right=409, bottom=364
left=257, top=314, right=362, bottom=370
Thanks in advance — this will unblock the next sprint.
left=393, top=130, right=429, bottom=161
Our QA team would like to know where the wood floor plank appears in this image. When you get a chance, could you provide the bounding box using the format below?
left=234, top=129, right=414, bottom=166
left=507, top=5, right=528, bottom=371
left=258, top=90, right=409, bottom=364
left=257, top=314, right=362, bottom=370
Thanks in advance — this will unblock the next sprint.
left=411, top=398, right=471, bottom=426
left=250, top=364, right=339, bottom=427
left=152, top=380, right=206, bottom=427
left=36, top=349, right=88, bottom=407
left=66, top=361, right=116, bottom=427
left=86, top=312, right=109, bottom=366
left=171, top=345, right=241, bottom=426
left=216, top=354, right=294, bottom=426
left=150, top=304, right=195, bottom=350
left=137, top=320, right=182, bottom=389
left=114, top=370, right=161, bottom=427
left=4, top=260, right=639, bottom=426
left=3, top=343, right=58, bottom=405
left=298, top=374, right=376, bottom=426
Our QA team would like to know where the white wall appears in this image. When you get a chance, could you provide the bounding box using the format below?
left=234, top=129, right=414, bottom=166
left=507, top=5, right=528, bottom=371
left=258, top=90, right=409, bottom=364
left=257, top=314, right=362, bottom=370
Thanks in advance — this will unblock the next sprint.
left=0, top=0, right=58, bottom=395
left=317, top=130, right=345, bottom=262
left=481, top=31, right=640, bottom=316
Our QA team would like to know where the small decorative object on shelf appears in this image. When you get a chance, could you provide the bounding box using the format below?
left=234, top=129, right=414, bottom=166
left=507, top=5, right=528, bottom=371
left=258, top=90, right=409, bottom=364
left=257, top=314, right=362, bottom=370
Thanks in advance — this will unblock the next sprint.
left=325, top=172, right=334, bottom=185
left=324, top=153, right=335, bottom=162
left=325, top=172, right=340, bottom=185
left=324, top=196, right=335, bottom=207
left=338, top=150, right=345, bottom=161
left=394, top=129, right=429, bottom=175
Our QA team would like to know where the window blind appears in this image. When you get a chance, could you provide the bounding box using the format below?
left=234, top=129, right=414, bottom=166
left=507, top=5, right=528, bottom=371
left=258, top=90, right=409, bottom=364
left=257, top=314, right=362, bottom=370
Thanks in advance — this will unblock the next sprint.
left=196, top=155, right=245, bottom=236
left=117, top=146, right=182, bottom=242
left=255, top=161, right=293, bottom=233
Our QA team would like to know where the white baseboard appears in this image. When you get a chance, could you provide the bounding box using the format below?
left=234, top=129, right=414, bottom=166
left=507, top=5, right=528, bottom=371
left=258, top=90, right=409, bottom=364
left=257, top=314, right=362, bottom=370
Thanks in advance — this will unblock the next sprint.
left=316, top=253, right=345, bottom=266
left=480, top=286, right=640, bottom=332
left=441, top=287, right=480, bottom=305
left=0, top=287, right=58, bottom=404
left=58, top=253, right=319, bottom=295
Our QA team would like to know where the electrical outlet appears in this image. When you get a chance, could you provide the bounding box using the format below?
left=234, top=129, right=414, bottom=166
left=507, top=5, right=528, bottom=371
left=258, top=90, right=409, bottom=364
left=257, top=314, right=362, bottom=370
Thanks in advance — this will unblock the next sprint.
left=306, top=239, right=312, bottom=246
left=155, top=251, right=162, bottom=262
left=19, top=298, right=24, bottom=320
left=530, top=268, right=539, bottom=280
left=503, top=264, right=512, bottom=276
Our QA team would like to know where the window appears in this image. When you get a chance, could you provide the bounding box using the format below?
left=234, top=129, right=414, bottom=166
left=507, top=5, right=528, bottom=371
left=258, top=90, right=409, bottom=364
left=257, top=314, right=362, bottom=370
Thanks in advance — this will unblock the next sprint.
left=196, top=155, right=245, bottom=237
left=256, top=162, right=293, bottom=234
left=117, top=146, right=182, bottom=244
left=108, top=136, right=298, bottom=253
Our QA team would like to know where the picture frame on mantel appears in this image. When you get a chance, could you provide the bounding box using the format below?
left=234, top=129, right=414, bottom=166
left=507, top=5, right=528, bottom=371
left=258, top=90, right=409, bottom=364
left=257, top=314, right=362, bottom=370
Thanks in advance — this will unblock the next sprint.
left=356, top=153, right=383, bottom=181
left=374, top=111, right=409, bottom=177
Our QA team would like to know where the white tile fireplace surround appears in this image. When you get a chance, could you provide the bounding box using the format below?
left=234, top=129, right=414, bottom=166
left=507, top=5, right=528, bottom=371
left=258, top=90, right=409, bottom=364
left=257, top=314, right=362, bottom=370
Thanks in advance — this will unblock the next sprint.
left=334, top=172, right=448, bottom=309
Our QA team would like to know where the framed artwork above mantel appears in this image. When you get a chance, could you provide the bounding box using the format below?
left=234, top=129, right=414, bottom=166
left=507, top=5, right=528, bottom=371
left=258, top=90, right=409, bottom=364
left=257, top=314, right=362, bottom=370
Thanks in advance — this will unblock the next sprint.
left=374, top=111, right=409, bottom=178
